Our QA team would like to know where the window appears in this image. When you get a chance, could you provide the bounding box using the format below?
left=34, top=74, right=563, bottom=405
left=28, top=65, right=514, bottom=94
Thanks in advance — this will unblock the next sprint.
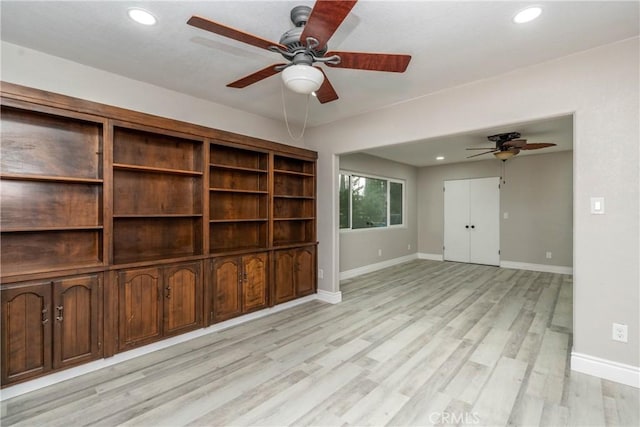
left=339, top=172, right=405, bottom=230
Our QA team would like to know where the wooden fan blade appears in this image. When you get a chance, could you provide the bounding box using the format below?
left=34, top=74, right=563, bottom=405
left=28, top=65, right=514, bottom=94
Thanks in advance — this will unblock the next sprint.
left=226, top=64, right=286, bottom=88
left=467, top=150, right=497, bottom=159
left=520, top=143, right=557, bottom=150
left=300, top=0, right=358, bottom=49
left=314, top=68, right=339, bottom=104
left=503, top=139, right=527, bottom=148
left=188, top=15, right=286, bottom=51
left=325, top=51, right=411, bottom=72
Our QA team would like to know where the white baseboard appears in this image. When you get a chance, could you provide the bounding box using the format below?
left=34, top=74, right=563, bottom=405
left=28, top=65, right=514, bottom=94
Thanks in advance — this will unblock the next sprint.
left=417, top=252, right=444, bottom=261
left=571, top=351, right=640, bottom=388
left=339, top=253, right=418, bottom=280
left=500, top=260, right=573, bottom=275
left=317, top=289, right=342, bottom=304
left=0, top=294, right=318, bottom=401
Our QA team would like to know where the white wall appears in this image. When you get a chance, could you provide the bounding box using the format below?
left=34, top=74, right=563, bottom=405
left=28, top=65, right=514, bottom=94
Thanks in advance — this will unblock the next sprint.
left=306, top=38, right=639, bottom=370
left=339, top=153, right=418, bottom=273
left=0, top=42, right=296, bottom=145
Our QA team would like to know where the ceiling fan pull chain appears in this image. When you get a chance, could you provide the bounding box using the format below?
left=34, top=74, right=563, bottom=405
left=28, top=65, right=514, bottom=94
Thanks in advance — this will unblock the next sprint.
left=502, top=161, right=507, bottom=184
left=281, top=79, right=310, bottom=141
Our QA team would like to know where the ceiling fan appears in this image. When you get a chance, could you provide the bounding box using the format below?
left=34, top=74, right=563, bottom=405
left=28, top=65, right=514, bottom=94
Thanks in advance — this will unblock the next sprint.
left=187, top=0, right=411, bottom=104
left=466, top=132, right=557, bottom=160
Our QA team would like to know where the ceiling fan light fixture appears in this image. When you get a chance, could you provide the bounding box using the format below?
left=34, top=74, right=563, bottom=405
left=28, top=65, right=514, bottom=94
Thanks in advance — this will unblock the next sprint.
left=513, top=6, right=542, bottom=24
left=494, top=151, right=517, bottom=161
left=281, top=64, right=324, bottom=95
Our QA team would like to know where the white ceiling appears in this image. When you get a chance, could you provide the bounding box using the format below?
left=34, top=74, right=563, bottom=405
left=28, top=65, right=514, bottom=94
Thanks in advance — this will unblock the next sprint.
left=1, top=0, right=638, bottom=131
left=361, top=114, right=573, bottom=167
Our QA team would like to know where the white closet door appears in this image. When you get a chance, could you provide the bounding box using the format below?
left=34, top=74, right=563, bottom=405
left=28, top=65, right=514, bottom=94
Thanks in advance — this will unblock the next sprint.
left=444, top=179, right=470, bottom=262
left=469, top=177, right=500, bottom=266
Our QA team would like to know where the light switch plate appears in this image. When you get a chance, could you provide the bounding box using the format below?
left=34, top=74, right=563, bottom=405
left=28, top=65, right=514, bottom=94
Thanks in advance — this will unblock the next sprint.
left=590, top=197, right=605, bottom=214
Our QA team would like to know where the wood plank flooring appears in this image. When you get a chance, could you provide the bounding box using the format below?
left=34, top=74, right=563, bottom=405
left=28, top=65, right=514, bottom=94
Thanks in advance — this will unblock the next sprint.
left=2, top=260, right=638, bottom=426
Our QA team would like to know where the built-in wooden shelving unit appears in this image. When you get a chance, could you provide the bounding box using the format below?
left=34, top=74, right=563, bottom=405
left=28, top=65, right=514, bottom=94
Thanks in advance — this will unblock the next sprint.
left=0, top=82, right=317, bottom=388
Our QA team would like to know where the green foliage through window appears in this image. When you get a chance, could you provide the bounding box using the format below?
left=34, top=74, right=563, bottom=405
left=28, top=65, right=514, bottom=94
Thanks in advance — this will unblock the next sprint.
left=339, top=173, right=404, bottom=230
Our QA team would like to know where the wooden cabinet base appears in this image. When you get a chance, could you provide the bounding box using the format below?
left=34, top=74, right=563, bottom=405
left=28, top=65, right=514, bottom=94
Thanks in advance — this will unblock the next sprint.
left=208, top=253, right=268, bottom=324
left=273, top=246, right=317, bottom=305
left=1, top=274, right=103, bottom=386
left=117, top=262, right=202, bottom=352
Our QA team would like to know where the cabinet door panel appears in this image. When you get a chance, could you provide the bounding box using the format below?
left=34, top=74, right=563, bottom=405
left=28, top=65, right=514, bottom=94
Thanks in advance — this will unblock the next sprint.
left=1, top=282, right=52, bottom=385
left=118, top=267, right=162, bottom=350
left=164, top=262, right=202, bottom=336
left=212, top=258, right=241, bottom=322
left=294, top=247, right=315, bottom=297
left=53, top=274, right=101, bottom=369
left=242, top=253, right=267, bottom=313
left=273, top=250, right=295, bottom=304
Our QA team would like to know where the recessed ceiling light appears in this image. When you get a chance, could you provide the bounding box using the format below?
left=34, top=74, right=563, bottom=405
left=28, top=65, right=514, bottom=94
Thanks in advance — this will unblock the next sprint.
left=436, top=156, right=445, bottom=161
left=513, top=6, right=542, bottom=24
left=128, top=8, right=157, bottom=26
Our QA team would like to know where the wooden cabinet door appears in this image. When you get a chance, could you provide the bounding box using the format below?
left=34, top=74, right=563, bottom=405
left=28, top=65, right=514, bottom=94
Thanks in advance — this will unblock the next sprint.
left=241, top=253, right=267, bottom=313
left=212, top=257, right=242, bottom=323
left=273, top=250, right=295, bottom=304
left=118, top=267, right=162, bottom=351
left=52, top=274, right=102, bottom=369
left=163, top=262, right=202, bottom=336
left=294, top=247, right=316, bottom=297
left=1, top=282, right=52, bottom=385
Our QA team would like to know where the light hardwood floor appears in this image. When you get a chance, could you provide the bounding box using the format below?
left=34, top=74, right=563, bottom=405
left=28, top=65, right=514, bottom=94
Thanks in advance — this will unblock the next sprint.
left=2, top=260, right=638, bottom=426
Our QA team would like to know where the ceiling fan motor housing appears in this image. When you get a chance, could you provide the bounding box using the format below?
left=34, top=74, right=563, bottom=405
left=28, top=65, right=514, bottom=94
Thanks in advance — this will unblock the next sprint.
left=487, top=132, right=521, bottom=143
left=279, top=6, right=327, bottom=58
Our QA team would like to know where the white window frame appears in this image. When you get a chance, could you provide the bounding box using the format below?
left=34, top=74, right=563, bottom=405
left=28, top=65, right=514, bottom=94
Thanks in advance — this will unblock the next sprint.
left=339, top=170, right=406, bottom=232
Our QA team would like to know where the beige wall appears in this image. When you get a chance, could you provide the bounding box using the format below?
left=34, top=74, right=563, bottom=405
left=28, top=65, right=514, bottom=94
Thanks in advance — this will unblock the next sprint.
left=306, top=38, right=639, bottom=368
left=418, top=151, right=573, bottom=267
left=0, top=42, right=297, bottom=146
left=339, top=153, right=418, bottom=272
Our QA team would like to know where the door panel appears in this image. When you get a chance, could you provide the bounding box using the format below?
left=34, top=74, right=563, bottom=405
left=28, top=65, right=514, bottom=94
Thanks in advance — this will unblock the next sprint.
left=294, top=247, right=315, bottom=297
left=273, top=250, right=295, bottom=304
left=242, top=253, right=268, bottom=313
left=1, top=282, right=52, bottom=385
left=444, top=180, right=470, bottom=262
left=53, top=274, right=101, bottom=369
left=164, top=262, right=202, bottom=336
left=118, top=267, right=162, bottom=350
left=212, top=257, right=241, bottom=322
left=469, top=177, right=500, bottom=266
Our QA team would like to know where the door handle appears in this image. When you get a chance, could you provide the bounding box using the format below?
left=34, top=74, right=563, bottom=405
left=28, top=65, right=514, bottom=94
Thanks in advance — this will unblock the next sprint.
left=41, top=307, right=49, bottom=325
left=465, top=225, right=469, bottom=229
left=471, top=225, right=475, bottom=229
left=56, top=305, right=64, bottom=322
left=165, top=286, right=171, bottom=299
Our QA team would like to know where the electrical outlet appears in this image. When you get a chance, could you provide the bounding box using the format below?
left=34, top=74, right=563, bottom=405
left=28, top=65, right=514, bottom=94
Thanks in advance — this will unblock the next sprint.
left=546, top=251, right=552, bottom=259
left=503, top=212, right=509, bottom=219
left=612, top=323, right=628, bottom=342
left=318, top=269, right=323, bottom=279
left=378, top=249, right=382, bottom=257
left=408, top=244, right=411, bottom=250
